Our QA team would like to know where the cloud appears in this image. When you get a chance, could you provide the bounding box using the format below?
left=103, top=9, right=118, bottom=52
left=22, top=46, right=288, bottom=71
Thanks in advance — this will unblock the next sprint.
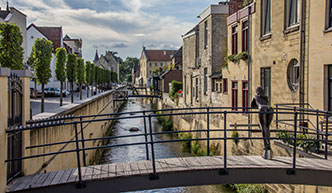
left=1, top=0, right=213, bottom=60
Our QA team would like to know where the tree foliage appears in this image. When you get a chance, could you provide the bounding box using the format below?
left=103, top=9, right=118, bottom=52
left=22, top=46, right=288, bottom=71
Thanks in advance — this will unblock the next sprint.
left=55, top=48, right=66, bottom=82
left=76, top=58, right=85, bottom=85
left=0, top=23, right=24, bottom=70
left=66, top=54, right=77, bottom=83
left=33, top=38, right=53, bottom=85
left=120, top=57, right=139, bottom=82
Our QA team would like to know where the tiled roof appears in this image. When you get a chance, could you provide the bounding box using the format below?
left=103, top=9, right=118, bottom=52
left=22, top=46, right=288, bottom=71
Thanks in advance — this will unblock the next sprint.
left=27, top=24, right=62, bottom=51
left=144, top=50, right=175, bottom=61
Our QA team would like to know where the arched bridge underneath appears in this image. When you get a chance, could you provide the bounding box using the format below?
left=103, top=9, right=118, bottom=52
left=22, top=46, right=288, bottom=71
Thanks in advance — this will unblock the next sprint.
left=5, top=104, right=332, bottom=192
left=7, top=156, right=332, bottom=193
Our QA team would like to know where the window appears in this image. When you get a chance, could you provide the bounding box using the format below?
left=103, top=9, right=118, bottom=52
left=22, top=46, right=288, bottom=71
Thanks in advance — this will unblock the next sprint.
left=149, top=70, right=152, bottom=75
left=195, top=78, right=199, bottom=101
left=155, top=63, right=158, bottom=67
left=149, top=63, right=152, bottom=67
left=327, top=0, right=332, bottom=29
left=160, top=63, right=163, bottom=67
left=204, top=21, right=208, bottom=49
left=285, top=0, right=299, bottom=28
left=204, top=68, right=208, bottom=95
left=232, top=25, right=238, bottom=54
left=261, top=67, right=271, bottom=103
left=232, top=81, right=238, bottom=110
left=213, top=79, right=222, bottom=92
left=261, top=0, right=271, bottom=35
left=242, top=21, right=248, bottom=52
left=223, top=78, right=228, bottom=93
left=242, top=81, right=249, bottom=112
left=287, top=59, right=300, bottom=91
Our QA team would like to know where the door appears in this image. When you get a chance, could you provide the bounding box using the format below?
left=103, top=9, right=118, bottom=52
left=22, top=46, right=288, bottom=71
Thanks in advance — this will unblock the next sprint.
left=328, top=65, right=332, bottom=111
left=261, top=67, right=271, bottom=103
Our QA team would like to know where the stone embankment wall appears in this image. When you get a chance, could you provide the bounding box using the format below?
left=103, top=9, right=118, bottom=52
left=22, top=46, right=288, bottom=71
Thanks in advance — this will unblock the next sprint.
left=25, top=90, right=124, bottom=175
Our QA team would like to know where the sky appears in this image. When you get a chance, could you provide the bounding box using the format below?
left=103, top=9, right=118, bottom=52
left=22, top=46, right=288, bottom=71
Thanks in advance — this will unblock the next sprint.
left=0, top=0, right=224, bottom=61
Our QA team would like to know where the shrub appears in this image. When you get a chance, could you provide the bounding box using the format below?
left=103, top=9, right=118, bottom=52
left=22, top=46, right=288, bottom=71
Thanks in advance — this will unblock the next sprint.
left=181, top=134, right=192, bottom=152
left=162, top=120, right=173, bottom=131
left=234, top=184, right=267, bottom=193
left=232, top=131, right=240, bottom=145
left=169, top=80, right=183, bottom=98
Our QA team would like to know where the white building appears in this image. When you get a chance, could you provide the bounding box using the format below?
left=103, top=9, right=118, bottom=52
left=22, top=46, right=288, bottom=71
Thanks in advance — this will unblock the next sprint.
left=0, top=5, right=28, bottom=64
left=27, top=24, right=67, bottom=90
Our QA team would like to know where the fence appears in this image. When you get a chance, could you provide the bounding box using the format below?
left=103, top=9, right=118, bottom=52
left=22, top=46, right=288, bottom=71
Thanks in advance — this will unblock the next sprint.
left=5, top=105, right=331, bottom=187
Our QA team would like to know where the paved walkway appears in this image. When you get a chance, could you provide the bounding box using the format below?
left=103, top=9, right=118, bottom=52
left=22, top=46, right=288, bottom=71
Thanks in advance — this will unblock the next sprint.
left=30, top=89, right=101, bottom=116
left=7, top=156, right=332, bottom=193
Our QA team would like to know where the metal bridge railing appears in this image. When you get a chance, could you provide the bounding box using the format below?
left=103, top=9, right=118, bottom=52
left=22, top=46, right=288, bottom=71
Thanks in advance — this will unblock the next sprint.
left=5, top=106, right=332, bottom=187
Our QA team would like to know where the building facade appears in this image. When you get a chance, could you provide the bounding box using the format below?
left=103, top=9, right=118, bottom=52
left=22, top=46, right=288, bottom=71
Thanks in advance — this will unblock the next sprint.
left=63, top=35, right=82, bottom=58
left=139, top=47, right=175, bottom=86
left=182, top=2, right=229, bottom=107
left=94, top=50, right=120, bottom=82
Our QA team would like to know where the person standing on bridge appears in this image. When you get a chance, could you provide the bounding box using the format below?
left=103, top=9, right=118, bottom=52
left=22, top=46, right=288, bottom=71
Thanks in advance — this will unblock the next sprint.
left=251, top=87, right=274, bottom=160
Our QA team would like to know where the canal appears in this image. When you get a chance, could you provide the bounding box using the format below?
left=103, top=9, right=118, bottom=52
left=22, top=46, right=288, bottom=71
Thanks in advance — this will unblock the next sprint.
left=101, top=98, right=233, bottom=193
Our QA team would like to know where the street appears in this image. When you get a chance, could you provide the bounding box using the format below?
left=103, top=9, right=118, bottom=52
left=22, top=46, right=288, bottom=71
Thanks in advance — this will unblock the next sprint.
left=30, top=89, right=100, bottom=116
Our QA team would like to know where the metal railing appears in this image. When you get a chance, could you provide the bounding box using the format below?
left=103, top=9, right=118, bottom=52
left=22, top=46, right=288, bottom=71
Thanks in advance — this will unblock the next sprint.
left=5, top=106, right=332, bottom=188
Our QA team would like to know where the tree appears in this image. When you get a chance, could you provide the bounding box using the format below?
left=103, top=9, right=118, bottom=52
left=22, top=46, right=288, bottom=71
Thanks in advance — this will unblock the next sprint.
left=66, top=54, right=77, bottom=103
left=33, top=38, right=53, bottom=113
left=90, top=63, right=95, bottom=96
left=77, top=58, right=85, bottom=100
left=55, top=48, right=66, bottom=106
left=85, top=61, right=91, bottom=98
left=0, top=23, right=24, bottom=70
left=27, top=48, right=37, bottom=99
left=120, top=57, right=139, bottom=82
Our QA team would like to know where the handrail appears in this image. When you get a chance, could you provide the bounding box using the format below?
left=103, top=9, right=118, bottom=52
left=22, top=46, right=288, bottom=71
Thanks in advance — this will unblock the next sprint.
left=5, top=106, right=331, bottom=188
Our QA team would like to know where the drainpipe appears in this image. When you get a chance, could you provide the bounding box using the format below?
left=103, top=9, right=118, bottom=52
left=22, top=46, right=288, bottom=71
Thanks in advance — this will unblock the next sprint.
left=247, top=5, right=252, bottom=138
left=299, top=0, right=307, bottom=122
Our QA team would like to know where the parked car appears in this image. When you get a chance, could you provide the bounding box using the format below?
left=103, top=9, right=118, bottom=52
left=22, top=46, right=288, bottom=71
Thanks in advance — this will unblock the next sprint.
left=44, top=88, right=69, bottom=97
left=30, top=88, right=41, bottom=98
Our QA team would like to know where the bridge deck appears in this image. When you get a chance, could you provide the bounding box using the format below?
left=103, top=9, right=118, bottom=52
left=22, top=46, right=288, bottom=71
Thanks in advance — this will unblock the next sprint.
left=7, top=156, right=332, bottom=193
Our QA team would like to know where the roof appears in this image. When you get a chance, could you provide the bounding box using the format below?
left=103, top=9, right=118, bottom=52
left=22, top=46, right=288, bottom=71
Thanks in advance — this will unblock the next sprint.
left=209, top=72, right=222, bottom=79
left=94, top=50, right=99, bottom=62
left=144, top=50, right=175, bottom=61
left=27, top=24, right=63, bottom=51
left=182, top=25, right=198, bottom=39
left=0, top=11, right=10, bottom=19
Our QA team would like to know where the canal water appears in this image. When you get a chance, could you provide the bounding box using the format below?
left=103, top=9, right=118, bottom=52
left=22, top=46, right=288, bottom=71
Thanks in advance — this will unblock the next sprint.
left=101, top=98, right=233, bottom=193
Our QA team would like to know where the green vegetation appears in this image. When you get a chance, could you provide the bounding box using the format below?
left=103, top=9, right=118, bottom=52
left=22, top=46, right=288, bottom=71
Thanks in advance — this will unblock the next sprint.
left=180, top=134, right=192, bottom=152
left=228, top=184, right=267, bottom=193
left=120, top=57, right=139, bottom=82
left=66, top=53, right=77, bottom=103
left=232, top=131, right=240, bottom=145
left=90, top=63, right=96, bottom=96
left=227, top=52, right=248, bottom=64
left=277, top=131, right=317, bottom=152
left=85, top=61, right=92, bottom=98
left=55, top=48, right=67, bottom=106
left=32, top=38, right=53, bottom=113
left=0, top=23, right=24, bottom=70
left=155, top=111, right=173, bottom=131
left=77, top=58, right=85, bottom=100
left=169, top=80, right=183, bottom=98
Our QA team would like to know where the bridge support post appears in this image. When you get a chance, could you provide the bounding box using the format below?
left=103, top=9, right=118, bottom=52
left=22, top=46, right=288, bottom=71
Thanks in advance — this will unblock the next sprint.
left=219, top=111, right=228, bottom=175
left=325, top=112, right=329, bottom=160
left=148, top=115, right=158, bottom=180
left=287, top=111, right=297, bottom=175
left=74, top=122, right=85, bottom=188
left=207, top=107, right=210, bottom=156
left=79, top=117, right=87, bottom=167
left=143, top=111, right=149, bottom=160
left=316, top=110, right=320, bottom=154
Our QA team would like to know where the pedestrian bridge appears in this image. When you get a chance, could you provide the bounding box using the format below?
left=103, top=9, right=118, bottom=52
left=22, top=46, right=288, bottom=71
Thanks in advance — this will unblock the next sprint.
left=7, top=156, right=332, bottom=193
left=5, top=104, right=332, bottom=192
